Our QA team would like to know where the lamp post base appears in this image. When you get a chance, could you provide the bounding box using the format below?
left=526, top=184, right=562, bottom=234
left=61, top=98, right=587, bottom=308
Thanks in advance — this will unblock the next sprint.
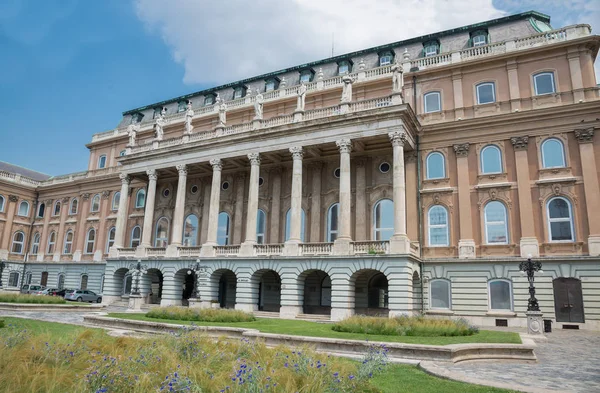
left=127, top=294, right=144, bottom=311
left=526, top=310, right=544, bottom=336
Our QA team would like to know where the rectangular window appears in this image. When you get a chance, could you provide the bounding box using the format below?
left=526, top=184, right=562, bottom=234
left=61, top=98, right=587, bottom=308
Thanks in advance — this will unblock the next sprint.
left=233, top=87, right=244, bottom=99
left=338, top=61, right=351, bottom=75
left=472, top=34, right=487, bottom=47
left=424, top=44, right=439, bottom=57
left=534, top=73, right=555, bottom=96
left=97, top=155, right=107, bottom=169
left=300, top=72, right=312, bottom=83
left=424, top=92, right=441, bottom=113
left=265, top=80, right=276, bottom=92
left=8, top=272, right=19, bottom=287
left=177, top=101, right=186, bottom=112
left=379, top=54, right=392, bottom=66
left=476, top=83, right=496, bottom=105
left=204, top=96, right=215, bottom=106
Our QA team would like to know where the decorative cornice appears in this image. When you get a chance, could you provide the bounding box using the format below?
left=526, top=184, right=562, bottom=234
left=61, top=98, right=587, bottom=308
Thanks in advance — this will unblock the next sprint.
left=388, top=130, right=406, bottom=147
left=510, top=136, right=529, bottom=150
left=101, top=190, right=110, bottom=200
left=574, top=128, right=594, bottom=144
left=336, top=139, right=353, bottom=154
left=453, top=143, right=470, bottom=157
left=81, top=193, right=90, bottom=201
left=210, top=158, right=223, bottom=170
left=8, top=195, right=18, bottom=203
left=289, top=146, right=304, bottom=160
left=62, top=197, right=70, bottom=204
left=248, top=153, right=261, bottom=166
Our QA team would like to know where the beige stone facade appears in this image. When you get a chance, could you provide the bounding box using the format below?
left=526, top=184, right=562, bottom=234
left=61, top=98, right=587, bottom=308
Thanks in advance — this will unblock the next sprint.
left=1, top=12, right=599, bottom=328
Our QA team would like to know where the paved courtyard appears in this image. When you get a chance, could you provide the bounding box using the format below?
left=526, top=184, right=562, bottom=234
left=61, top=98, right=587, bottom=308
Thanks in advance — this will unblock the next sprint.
left=1, top=309, right=599, bottom=393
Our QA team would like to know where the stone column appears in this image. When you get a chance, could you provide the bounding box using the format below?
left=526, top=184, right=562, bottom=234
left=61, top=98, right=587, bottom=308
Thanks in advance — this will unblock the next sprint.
left=269, top=168, right=282, bottom=243
left=54, top=197, right=70, bottom=261
left=140, top=169, right=158, bottom=248
left=279, top=276, right=303, bottom=319
left=309, top=163, right=322, bottom=243
left=72, top=194, right=89, bottom=261
left=0, top=196, right=18, bottom=256
left=575, top=128, right=600, bottom=255
left=201, top=159, right=222, bottom=257
left=113, top=174, right=131, bottom=249
left=240, top=153, right=261, bottom=256
left=388, top=129, right=410, bottom=254
left=38, top=198, right=53, bottom=261
left=330, top=277, right=355, bottom=321
left=453, top=143, right=476, bottom=259
left=334, top=139, right=353, bottom=255
left=511, top=136, right=539, bottom=257
left=354, top=158, right=367, bottom=241
left=169, top=165, right=188, bottom=248
left=160, top=273, right=182, bottom=306
left=94, top=191, right=110, bottom=261
left=284, top=147, right=303, bottom=256
left=232, top=174, right=246, bottom=245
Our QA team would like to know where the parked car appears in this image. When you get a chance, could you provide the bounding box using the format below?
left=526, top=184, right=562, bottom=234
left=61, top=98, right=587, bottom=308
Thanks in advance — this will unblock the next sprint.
left=20, top=284, right=45, bottom=294
left=34, top=288, right=59, bottom=296
left=64, top=289, right=102, bottom=303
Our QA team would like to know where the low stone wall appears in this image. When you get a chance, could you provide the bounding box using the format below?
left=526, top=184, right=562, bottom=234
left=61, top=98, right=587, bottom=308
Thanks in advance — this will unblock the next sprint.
left=83, top=315, right=537, bottom=363
left=0, top=303, right=105, bottom=312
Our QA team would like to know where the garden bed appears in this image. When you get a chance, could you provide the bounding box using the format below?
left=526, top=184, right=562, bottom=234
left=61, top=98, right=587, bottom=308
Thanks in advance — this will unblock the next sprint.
left=0, top=294, right=67, bottom=304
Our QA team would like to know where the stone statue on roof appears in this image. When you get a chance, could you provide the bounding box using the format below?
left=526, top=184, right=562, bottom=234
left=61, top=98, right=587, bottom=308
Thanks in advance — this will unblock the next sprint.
left=185, top=101, right=194, bottom=134
left=297, top=82, right=307, bottom=112
left=218, top=98, right=227, bottom=126
left=341, top=75, right=355, bottom=103
left=154, top=107, right=167, bottom=141
left=127, top=122, right=139, bottom=147
left=254, top=89, right=264, bottom=120
left=391, top=60, right=404, bottom=93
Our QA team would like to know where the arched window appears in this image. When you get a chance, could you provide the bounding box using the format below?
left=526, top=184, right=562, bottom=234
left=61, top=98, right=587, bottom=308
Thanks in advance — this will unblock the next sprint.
left=533, top=72, right=555, bottom=96
left=327, top=203, right=339, bottom=242
left=11, top=231, right=25, bottom=254
left=69, top=198, right=78, bottom=215
left=111, top=192, right=120, bottom=211
left=57, top=273, right=65, bottom=290
left=430, top=279, right=451, bottom=309
left=217, top=212, right=231, bottom=245
left=484, top=201, right=508, bottom=244
left=97, top=155, right=107, bottom=169
left=547, top=197, right=575, bottom=242
left=90, top=194, right=101, bottom=212
left=489, top=279, right=512, bottom=311
left=130, top=226, right=142, bottom=248
left=285, top=208, right=306, bottom=242
left=135, top=189, right=146, bottom=208
left=183, top=214, right=199, bottom=246
left=541, top=138, right=566, bottom=169
left=373, top=199, right=394, bottom=241
left=426, top=152, right=445, bottom=179
left=47, top=231, right=57, bottom=254
left=18, top=201, right=30, bottom=217
left=85, top=229, right=96, bottom=254
left=428, top=205, right=449, bottom=246
left=31, top=232, right=41, bottom=255
left=37, top=202, right=45, bottom=218
left=53, top=200, right=61, bottom=216
left=63, top=230, right=74, bottom=254
left=0, top=195, right=4, bottom=212
left=8, top=272, right=19, bottom=287
left=257, top=209, right=266, bottom=244
left=476, top=82, right=496, bottom=104
left=480, top=145, right=502, bottom=174
left=106, top=227, right=116, bottom=253
left=424, top=91, right=441, bottom=113
left=80, top=274, right=89, bottom=290
left=154, top=217, right=169, bottom=247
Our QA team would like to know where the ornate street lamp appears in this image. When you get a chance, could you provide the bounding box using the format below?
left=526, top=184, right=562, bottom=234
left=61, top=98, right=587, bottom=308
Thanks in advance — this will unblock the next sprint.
left=519, top=254, right=543, bottom=311
left=0, top=261, right=5, bottom=287
left=187, top=261, right=205, bottom=299
left=129, top=261, right=148, bottom=296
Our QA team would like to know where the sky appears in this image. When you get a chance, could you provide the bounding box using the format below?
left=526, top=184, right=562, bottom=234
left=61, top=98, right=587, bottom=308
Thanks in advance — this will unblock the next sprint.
left=0, top=0, right=598, bottom=176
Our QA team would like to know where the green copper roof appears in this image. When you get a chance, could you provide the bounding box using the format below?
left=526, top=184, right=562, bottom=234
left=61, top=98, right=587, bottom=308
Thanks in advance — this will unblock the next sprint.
left=123, top=10, right=550, bottom=116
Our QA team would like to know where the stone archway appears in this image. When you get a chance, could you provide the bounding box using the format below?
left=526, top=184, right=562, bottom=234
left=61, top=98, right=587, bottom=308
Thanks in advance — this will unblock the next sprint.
left=210, top=269, right=237, bottom=309
left=252, top=270, right=281, bottom=312
left=351, top=269, right=389, bottom=317
left=299, top=270, right=331, bottom=315
left=141, top=268, right=163, bottom=304
left=170, top=268, right=197, bottom=306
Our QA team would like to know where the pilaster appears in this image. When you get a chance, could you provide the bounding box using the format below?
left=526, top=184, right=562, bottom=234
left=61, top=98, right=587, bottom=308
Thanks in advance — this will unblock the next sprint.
left=333, top=139, right=352, bottom=255
left=575, top=128, right=600, bottom=256
left=309, top=163, right=323, bottom=243
left=354, top=158, right=367, bottom=241
left=453, top=143, right=476, bottom=259
left=200, top=159, right=223, bottom=257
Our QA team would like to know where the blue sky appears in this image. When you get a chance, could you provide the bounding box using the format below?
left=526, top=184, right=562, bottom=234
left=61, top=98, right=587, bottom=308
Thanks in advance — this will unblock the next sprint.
left=0, top=0, right=597, bottom=176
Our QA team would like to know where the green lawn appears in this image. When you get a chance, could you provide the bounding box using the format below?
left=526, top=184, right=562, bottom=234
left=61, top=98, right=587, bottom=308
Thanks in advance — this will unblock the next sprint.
left=0, top=317, right=516, bottom=393
left=107, top=313, right=521, bottom=345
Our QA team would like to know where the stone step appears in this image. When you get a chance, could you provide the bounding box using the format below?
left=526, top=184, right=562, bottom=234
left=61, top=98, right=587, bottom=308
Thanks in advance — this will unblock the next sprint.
left=253, top=311, right=280, bottom=319
left=296, top=313, right=331, bottom=322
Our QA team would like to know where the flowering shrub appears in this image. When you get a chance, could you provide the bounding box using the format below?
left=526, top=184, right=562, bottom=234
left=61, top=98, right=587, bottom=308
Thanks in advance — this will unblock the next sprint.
left=332, top=315, right=479, bottom=337
left=147, top=306, right=256, bottom=323
left=0, top=293, right=67, bottom=304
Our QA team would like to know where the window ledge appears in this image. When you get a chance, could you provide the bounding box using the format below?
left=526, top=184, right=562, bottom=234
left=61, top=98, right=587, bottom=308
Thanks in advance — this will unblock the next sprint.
left=475, top=181, right=512, bottom=189
left=426, top=309, right=454, bottom=316
left=535, top=176, right=576, bottom=185
left=485, top=311, right=516, bottom=317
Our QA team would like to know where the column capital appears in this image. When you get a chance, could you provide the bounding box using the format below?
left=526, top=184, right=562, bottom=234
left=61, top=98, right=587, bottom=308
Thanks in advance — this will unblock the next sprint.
left=574, top=127, right=595, bottom=144
left=453, top=143, right=470, bottom=157
left=119, top=173, right=131, bottom=184
left=248, top=152, right=261, bottom=166
left=146, top=169, right=158, bottom=181
left=80, top=193, right=90, bottom=201
left=61, top=197, right=70, bottom=204
left=8, top=195, right=18, bottom=203
left=176, top=164, right=188, bottom=176
left=102, top=190, right=111, bottom=199
left=289, top=146, right=304, bottom=160
left=388, top=130, right=406, bottom=147
left=510, top=136, right=529, bottom=150
left=210, top=158, right=223, bottom=170
left=336, top=139, right=353, bottom=154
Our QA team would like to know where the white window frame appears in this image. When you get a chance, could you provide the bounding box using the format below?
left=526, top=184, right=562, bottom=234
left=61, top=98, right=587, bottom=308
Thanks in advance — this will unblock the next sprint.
left=547, top=197, right=575, bottom=242
left=424, top=43, right=439, bottom=57
left=379, top=53, right=393, bottom=66
left=97, top=155, right=107, bottom=169
left=373, top=199, right=394, bottom=241
left=265, top=80, right=276, bottom=92
left=533, top=72, right=556, bottom=96
left=326, top=203, right=339, bottom=242
left=31, top=232, right=41, bottom=255
left=106, top=227, right=116, bottom=253
left=63, top=230, right=74, bottom=255
left=85, top=229, right=96, bottom=254
left=480, top=145, right=503, bottom=174
left=423, top=91, right=441, bottom=113
left=429, top=279, right=452, bottom=309
left=299, top=72, right=312, bottom=83
left=426, top=152, right=445, bottom=180
left=11, top=231, right=25, bottom=254
left=37, top=202, right=45, bottom=218
left=472, top=34, right=487, bottom=47
left=338, top=61, right=351, bottom=75
left=69, top=198, right=78, bottom=215
left=0, top=195, right=4, bottom=212
left=541, top=138, right=566, bottom=169
left=90, top=194, right=101, bottom=213
left=18, top=201, right=30, bottom=217
left=476, top=82, right=496, bottom=105
left=484, top=201, right=509, bottom=245
left=47, top=231, right=56, bottom=254
left=130, top=226, right=142, bottom=248
left=111, top=192, right=120, bottom=212
left=488, top=279, right=513, bottom=311
left=135, top=189, right=146, bottom=208
left=53, top=200, right=61, bottom=216
left=257, top=209, right=266, bottom=245
left=428, top=205, right=449, bottom=246
left=154, top=217, right=169, bottom=247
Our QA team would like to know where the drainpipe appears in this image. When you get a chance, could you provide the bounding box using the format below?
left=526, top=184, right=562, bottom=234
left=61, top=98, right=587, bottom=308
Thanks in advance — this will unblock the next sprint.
left=412, top=74, right=425, bottom=314
left=22, top=191, right=39, bottom=287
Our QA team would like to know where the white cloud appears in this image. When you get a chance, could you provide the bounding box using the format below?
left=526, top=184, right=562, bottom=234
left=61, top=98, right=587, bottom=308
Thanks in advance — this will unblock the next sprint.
left=134, top=0, right=504, bottom=85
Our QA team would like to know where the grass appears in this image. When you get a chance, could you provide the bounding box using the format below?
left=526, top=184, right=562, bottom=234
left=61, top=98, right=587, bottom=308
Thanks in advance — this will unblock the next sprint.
left=332, top=315, right=478, bottom=337
left=0, top=317, right=516, bottom=393
left=0, top=293, right=67, bottom=304
left=108, top=313, right=521, bottom=345
left=147, top=306, right=256, bottom=322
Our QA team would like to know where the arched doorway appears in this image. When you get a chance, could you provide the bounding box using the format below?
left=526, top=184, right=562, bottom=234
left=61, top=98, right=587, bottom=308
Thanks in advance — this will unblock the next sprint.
left=300, top=270, right=331, bottom=315
left=553, top=277, right=585, bottom=323
left=183, top=273, right=196, bottom=305
left=253, top=270, right=281, bottom=312
left=143, top=268, right=163, bottom=304
left=172, top=269, right=197, bottom=306
left=112, top=268, right=130, bottom=297
left=212, top=269, right=237, bottom=309
left=352, top=269, right=389, bottom=317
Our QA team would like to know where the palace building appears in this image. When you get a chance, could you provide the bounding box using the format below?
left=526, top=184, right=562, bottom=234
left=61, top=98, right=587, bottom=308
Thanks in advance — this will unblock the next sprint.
left=1, top=11, right=599, bottom=329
